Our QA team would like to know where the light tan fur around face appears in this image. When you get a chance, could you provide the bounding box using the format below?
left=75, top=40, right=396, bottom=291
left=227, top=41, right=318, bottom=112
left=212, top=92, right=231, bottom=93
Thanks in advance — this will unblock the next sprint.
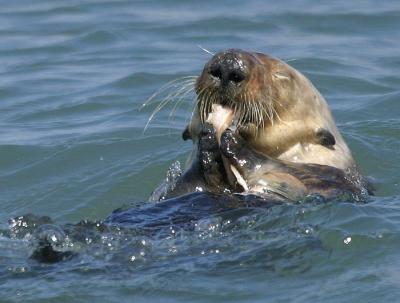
left=190, top=49, right=355, bottom=171
left=249, top=67, right=353, bottom=170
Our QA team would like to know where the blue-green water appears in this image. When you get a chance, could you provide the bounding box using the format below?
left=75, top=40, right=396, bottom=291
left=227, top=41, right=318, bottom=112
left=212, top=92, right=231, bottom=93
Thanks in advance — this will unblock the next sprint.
left=1, top=1, right=400, bottom=302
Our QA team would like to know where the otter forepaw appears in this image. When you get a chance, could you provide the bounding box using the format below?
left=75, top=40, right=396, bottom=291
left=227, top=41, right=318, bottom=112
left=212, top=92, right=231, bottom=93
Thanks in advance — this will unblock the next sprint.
left=220, top=128, right=271, bottom=173
left=199, top=123, right=219, bottom=152
left=197, top=123, right=225, bottom=187
left=220, top=129, right=241, bottom=159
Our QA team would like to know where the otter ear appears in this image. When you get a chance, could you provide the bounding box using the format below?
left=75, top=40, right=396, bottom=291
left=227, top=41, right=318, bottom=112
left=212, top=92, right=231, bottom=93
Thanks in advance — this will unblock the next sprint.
left=315, top=128, right=336, bottom=148
left=182, top=125, right=192, bottom=141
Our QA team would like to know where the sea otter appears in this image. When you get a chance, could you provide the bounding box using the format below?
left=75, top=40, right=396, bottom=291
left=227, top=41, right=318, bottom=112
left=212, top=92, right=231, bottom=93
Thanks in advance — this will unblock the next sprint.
left=184, top=49, right=354, bottom=171
left=161, top=49, right=367, bottom=200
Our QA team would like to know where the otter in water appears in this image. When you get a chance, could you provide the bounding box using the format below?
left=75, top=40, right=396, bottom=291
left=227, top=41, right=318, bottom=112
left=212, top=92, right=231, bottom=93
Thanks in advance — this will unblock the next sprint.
left=161, top=49, right=367, bottom=201
left=184, top=49, right=354, bottom=171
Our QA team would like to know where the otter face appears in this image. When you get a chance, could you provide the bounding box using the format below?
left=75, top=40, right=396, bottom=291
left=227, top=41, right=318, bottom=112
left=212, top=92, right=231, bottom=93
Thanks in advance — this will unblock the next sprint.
left=195, top=49, right=299, bottom=130
left=186, top=49, right=354, bottom=171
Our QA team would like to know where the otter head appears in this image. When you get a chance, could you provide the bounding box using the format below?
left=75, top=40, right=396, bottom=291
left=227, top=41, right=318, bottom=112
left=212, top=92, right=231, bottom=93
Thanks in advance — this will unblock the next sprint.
left=193, top=49, right=300, bottom=131
left=186, top=49, right=332, bottom=146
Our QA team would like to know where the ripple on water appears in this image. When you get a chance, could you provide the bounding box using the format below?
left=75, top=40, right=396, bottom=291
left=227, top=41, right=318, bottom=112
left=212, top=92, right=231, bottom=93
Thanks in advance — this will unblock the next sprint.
left=1, top=0, right=400, bottom=302
left=1, top=194, right=400, bottom=302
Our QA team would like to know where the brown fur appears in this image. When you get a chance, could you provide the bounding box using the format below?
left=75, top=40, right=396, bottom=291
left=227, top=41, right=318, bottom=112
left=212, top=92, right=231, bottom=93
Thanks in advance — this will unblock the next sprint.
left=189, top=49, right=356, bottom=171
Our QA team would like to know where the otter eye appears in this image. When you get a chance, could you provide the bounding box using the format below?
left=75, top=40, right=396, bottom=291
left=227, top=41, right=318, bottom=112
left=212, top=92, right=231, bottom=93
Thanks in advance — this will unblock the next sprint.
left=229, top=70, right=245, bottom=83
left=274, top=72, right=291, bottom=80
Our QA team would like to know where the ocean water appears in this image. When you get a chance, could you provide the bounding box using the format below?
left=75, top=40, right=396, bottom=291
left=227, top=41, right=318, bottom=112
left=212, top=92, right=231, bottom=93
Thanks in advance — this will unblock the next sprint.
left=0, top=0, right=400, bottom=302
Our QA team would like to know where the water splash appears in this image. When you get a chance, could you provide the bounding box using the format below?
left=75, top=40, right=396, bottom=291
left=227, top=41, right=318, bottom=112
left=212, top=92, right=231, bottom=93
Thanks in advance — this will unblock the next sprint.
left=149, top=161, right=182, bottom=202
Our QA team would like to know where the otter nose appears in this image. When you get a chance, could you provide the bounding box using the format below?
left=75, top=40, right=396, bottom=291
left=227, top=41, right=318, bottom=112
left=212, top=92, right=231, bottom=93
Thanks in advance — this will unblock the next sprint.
left=209, top=54, right=246, bottom=85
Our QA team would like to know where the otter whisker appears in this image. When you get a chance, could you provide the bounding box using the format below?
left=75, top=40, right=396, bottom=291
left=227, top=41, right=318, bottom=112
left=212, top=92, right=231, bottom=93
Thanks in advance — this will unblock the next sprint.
left=198, top=85, right=217, bottom=123
left=168, top=85, right=195, bottom=122
left=265, top=106, right=272, bottom=126
left=283, top=58, right=299, bottom=62
left=144, top=78, right=197, bottom=132
left=268, top=103, right=274, bottom=126
left=251, top=103, right=256, bottom=128
left=261, top=96, right=271, bottom=126
left=141, top=76, right=197, bottom=109
left=144, top=96, right=176, bottom=132
left=197, top=89, right=207, bottom=122
left=256, top=104, right=262, bottom=131
left=258, top=106, right=263, bottom=131
left=206, top=92, right=216, bottom=121
left=234, top=93, right=243, bottom=126
left=164, top=79, right=196, bottom=104
left=272, top=105, right=283, bottom=123
left=197, top=45, right=215, bottom=56
left=198, top=90, right=211, bottom=123
left=238, top=95, right=248, bottom=129
left=168, top=81, right=196, bottom=107
left=168, top=81, right=196, bottom=114
left=264, top=86, right=275, bottom=125
left=144, top=79, right=196, bottom=123
left=194, top=84, right=210, bottom=111
left=234, top=94, right=242, bottom=127
left=251, top=96, right=260, bottom=129
left=268, top=95, right=287, bottom=124
left=253, top=95, right=261, bottom=126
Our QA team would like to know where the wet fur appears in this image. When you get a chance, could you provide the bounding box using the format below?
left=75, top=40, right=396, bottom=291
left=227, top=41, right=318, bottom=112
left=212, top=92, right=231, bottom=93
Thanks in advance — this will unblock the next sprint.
left=190, top=49, right=355, bottom=171
left=147, top=49, right=367, bottom=201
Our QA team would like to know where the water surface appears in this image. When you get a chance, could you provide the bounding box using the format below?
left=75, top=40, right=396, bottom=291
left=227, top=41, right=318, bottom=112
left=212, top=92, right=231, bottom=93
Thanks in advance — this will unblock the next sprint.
left=1, top=1, right=400, bottom=302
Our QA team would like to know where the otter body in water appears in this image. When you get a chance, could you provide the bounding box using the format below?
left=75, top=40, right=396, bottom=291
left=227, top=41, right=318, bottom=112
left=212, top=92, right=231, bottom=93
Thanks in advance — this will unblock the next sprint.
left=162, top=49, right=367, bottom=201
